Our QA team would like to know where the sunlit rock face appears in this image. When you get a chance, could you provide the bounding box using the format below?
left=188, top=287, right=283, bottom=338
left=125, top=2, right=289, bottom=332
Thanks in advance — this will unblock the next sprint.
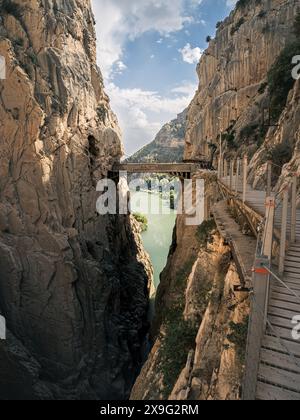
left=185, top=0, right=299, bottom=184
left=0, top=0, right=151, bottom=400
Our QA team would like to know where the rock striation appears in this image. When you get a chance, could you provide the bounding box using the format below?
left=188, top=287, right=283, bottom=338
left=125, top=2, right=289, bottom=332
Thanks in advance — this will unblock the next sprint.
left=0, top=0, right=151, bottom=400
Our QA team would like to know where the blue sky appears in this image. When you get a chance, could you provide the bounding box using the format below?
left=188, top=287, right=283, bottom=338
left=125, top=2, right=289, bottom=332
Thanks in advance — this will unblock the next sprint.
left=92, top=0, right=237, bottom=155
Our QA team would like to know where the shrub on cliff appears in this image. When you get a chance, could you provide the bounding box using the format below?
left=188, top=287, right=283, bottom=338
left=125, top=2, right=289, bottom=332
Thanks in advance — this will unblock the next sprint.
left=294, top=10, right=300, bottom=36
left=267, top=39, right=300, bottom=122
left=0, top=0, right=23, bottom=19
left=133, top=212, right=148, bottom=232
left=160, top=307, right=198, bottom=398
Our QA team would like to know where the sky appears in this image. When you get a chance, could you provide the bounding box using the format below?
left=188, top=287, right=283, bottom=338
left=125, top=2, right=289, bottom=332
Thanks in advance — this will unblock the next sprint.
left=92, top=0, right=237, bottom=156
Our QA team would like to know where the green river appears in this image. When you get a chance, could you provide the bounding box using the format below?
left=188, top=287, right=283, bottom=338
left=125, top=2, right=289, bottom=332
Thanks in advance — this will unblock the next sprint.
left=130, top=190, right=177, bottom=289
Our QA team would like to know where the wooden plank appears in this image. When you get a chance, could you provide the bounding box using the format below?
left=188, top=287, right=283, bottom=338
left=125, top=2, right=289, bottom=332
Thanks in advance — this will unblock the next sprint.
left=269, top=306, right=300, bottom=320
left=260, top=348, right=300, bottom=374
left=269, top=299, right=300, bottom=313
left=262, top=335, right=300, bottom=358
left=256, top=381, right=300, bottom=400
left=258, top=364, right=300, bottom=393
left=283, top=272, right=300, bottom=280
left=267, top=325, right=296, bottom=342
left=271, top=286, right=298, bottom=297
left=271, top=292, right=300, bottom=305
left=273, top=280, right=300, bottom=291
left=268, top=315, right=296, bottom=330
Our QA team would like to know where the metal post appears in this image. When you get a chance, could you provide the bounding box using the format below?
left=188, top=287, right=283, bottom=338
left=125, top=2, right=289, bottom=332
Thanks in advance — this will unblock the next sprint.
left=291, top=176, right=297, bottom=244
left=279, top=188, right=289, bottom=275
left=262, top=196, right=275, bottom=330
left=243, top=256, right=270, bottom=400
left=230, top=160, right=234, bottom=191
left=266, top=161, right=272, bottom=198
left=235, top=158, right=240, bottom=194
left=243, top=155, right=248, bottom=204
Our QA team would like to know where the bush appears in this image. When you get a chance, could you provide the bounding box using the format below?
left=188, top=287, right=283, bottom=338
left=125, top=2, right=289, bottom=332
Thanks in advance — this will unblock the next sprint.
left=267, top=39, right=300, bottom=122
left=196, top=219, right=216, bottom=246
left=206, top=36, right=211, bottom=43
left=1, top=0, right=24, bottom=19
left=133, top=212, right=148, bottom=232
left=230, top=17, right=245, bottom=35
left=227, top=316, right=249, bottom=363
left=160, top=307, right=199, bottom=398
left=267, top=140, right=293, bottom=176
left=294, top=10, right=300, bottom=37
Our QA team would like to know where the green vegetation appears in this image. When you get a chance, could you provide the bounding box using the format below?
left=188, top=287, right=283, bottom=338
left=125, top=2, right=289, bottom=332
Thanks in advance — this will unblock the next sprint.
left=27, top=50, right=38, bottom=66
left=196, top=219, right=216, bottom=246
left=227, top=316, right=249, bottom=363
left=97, top=104, right=108, bottom=123
left=294, top=10, right=300, bottom=37
left=230, top=17, right=245, bottom=36
left=267, top=140, right=293, bottom=177
left=174, top=258, right=196, bottom=290
left=267, top=37, right=300, bottom=122
left=160, top=306, right=199, bottom=398
left=240, top=123, right=267, bottom=147
left=206, top=35, right=212, bottom=43
left=1, top=0, right=24, bottom=19
left=133, top=212, right=148, bottom=232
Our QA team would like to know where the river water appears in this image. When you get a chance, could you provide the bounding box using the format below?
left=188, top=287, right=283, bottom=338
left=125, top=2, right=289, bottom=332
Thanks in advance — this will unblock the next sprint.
left=130, top=190, right=177, bottom=289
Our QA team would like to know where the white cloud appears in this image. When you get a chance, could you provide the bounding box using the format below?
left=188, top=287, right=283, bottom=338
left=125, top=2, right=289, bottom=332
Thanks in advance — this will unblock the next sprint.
left=226, top=0, right=237, bottom=6
left=107, top=82, right=196, bottom=155
left=179, top=43, right=203, bottom=64
left=92, top=0, right=196, bottom=79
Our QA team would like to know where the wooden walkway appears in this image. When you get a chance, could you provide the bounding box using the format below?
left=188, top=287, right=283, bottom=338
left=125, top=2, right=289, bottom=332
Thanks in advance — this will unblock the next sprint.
left=213, top=200, right=257, bottom=287
left=220, top=176, right=300, bottom=400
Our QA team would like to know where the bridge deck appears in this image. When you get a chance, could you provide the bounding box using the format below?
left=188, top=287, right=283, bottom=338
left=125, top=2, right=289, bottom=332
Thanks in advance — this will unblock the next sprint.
left=219, top=176, right=300, bottom=400
left=113, top=163, right=194, bottom=174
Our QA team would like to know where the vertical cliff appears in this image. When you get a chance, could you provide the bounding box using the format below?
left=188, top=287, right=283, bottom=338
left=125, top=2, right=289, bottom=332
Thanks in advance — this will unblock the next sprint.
left=0, top=0, right=151, bottom=400
left=185, top=0, right=299, bottom=187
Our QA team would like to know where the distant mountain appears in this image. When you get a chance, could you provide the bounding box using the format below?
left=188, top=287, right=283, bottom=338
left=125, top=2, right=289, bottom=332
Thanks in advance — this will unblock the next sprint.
left=127, top=109, right=187, bottom=163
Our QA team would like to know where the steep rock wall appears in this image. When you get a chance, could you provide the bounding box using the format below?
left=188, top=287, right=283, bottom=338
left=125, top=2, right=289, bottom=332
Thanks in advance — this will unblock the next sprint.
left=0, top=0, right=151, bottom=400
left=185, top=0, right=299, bottom=177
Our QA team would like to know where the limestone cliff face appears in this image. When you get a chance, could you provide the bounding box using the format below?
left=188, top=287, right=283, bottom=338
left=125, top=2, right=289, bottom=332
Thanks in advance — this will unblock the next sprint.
left=185, top=0, right=299, bottom=175
left=0, top=0, right=151, bottom=400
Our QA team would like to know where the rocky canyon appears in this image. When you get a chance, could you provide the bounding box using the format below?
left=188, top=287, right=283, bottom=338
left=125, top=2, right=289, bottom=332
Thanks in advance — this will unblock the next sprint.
left=0, top=0, right=300, bottom=402
left=0, top=0, right=152, bottom=400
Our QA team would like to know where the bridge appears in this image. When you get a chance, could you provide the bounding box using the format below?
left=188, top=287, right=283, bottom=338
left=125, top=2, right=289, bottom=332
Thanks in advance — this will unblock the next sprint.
left=216, top=157, right=300, bottom=400
left=110, top=160, right=213, bottom=179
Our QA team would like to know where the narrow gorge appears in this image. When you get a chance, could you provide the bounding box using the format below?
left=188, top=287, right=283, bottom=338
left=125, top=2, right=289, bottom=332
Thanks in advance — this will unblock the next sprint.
left=0, top=0, right=152, bottom=400
left=0, top=0, right=300, bottom=402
